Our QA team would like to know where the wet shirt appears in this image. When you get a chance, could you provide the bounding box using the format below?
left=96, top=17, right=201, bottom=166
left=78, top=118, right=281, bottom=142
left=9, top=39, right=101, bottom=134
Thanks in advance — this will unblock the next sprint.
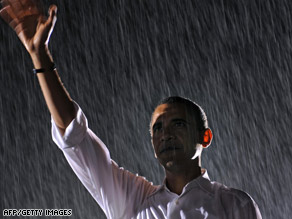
left=52, top=102, right=262, bottom=219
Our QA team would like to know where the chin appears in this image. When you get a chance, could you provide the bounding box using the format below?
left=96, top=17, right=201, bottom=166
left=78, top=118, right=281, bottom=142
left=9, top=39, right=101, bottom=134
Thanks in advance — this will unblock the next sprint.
left=165, top=161, right=174, bottom=168
left=163, top=159, right=184, bottom=171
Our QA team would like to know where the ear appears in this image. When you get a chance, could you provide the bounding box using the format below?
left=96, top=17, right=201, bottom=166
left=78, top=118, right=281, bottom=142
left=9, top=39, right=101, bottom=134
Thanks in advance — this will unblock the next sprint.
left=201, top=128, right=213, bottom=148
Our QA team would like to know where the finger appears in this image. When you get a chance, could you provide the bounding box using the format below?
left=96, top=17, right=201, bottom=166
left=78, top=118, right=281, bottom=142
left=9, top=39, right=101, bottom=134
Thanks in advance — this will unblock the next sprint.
left=18, top=0, right=37, bottom=7
left=48, top=4, right=57, bottom=21
left=35, top=4, right=56, bottom=45
left=20, top=6, right=39, bottom=18
left=19, top=0, right=42, bottom=13
left=43, top=4, right=57, bottom=35
left=36, top=4, right=54, bottom=26
left=23, top=0, right=44, bottom=16
left=0, top=5, right=20, bottom=28
left=0, top=5, right=12, bottom=22
left=1, top=0, right=9, bottom=7
left=7, top=0, right=23, bottom=17
left=8, top=0, right=41, bottom=18
left=7, top=0, right=36, bottom=9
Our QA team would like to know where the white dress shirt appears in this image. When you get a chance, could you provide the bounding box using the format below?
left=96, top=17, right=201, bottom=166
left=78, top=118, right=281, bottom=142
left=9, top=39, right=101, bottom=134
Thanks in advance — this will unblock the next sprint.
left=52, top=102, right=262, bottom=219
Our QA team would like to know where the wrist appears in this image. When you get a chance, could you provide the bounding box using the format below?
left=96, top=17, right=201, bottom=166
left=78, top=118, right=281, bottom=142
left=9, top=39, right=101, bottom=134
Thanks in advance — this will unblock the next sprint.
left=33, top=63, right=56, bottom=74
left=30, top=47, right=54, bottom=69
left=29, top=46, right=49, bottom=59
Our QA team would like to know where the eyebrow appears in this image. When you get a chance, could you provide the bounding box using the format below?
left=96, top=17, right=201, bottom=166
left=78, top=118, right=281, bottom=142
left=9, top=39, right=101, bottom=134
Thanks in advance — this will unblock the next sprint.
left=152, top=118, right=189, bottom=131
left=171, top=118, right=188, bottom=124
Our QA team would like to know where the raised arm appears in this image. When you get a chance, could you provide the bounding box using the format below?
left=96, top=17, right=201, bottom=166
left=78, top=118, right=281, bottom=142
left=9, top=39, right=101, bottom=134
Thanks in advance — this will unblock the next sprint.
left=0, top=0, right=75, bottom=134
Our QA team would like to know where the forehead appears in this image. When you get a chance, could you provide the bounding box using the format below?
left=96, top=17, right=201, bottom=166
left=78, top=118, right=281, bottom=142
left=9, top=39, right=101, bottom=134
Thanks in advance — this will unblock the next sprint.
left=151, top=103, right=194, bottom=125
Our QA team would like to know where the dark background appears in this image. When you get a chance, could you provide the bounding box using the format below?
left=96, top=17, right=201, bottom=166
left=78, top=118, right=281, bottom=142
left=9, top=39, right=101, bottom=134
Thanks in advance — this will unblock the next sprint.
left=1, top=0, right=291, bottom=218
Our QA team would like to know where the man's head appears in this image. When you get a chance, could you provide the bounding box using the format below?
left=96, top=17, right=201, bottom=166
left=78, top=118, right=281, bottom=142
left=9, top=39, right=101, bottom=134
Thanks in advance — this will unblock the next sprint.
left=150, top=96, right=212, bottom=171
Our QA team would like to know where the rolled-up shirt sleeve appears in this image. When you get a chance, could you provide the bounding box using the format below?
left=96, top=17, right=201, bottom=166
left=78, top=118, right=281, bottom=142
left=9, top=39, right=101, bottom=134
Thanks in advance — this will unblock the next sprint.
left=51, top=102, right=154, bottom=219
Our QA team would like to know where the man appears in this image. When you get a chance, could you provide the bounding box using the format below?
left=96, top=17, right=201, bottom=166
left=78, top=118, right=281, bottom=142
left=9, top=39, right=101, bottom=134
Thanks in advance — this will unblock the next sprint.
left=1, top=0, right=261, bottom=218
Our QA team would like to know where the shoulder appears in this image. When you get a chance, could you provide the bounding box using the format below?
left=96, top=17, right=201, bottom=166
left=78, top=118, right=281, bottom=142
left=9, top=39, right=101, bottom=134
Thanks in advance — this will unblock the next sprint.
left=220, top=185, right=254, bottom=206
left=211, top=181, right=261, bottom=217
left=208, top=181, right=255, bottom=207
left=222, top=185, right=261, bottom=218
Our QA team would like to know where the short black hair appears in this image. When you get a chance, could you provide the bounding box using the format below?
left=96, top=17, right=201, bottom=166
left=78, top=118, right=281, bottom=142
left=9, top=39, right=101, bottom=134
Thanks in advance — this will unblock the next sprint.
left=151, top=96, right=208, bottom=132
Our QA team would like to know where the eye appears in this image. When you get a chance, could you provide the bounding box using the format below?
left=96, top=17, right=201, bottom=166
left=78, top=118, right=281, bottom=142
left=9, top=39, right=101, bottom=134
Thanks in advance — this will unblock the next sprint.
left=174, top=121, right=186, bottom=128
left=152, top=124, right=162, bottom=133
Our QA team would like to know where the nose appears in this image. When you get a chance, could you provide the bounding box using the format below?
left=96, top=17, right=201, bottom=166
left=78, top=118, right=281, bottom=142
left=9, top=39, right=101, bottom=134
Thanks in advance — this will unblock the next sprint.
left=161, top=127, right=175, bottom=142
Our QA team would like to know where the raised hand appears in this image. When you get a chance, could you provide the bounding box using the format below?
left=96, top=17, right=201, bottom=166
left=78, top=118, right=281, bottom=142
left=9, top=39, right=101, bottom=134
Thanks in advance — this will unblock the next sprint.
left=0, top=0, right=57, bottom=55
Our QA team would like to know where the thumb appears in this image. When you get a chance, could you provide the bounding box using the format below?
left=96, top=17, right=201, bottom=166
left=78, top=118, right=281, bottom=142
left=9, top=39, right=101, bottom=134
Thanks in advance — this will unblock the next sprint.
left=44, top=5, right=57, bottom=44
left=48, top=5, right=57, bottom=26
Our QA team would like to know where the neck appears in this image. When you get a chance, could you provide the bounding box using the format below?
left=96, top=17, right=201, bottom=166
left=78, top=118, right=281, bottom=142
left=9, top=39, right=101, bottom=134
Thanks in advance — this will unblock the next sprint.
left=165, top=165, right=202, bottom=195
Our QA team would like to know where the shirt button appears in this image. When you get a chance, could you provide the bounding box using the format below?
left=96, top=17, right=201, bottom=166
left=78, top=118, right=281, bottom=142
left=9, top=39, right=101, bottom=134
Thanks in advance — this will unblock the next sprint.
left=175, top=199, right=179, bottom=205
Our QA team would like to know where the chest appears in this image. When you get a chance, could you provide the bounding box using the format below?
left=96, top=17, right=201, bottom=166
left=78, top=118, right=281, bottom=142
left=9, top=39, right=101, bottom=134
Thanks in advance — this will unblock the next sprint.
left=132, top=188, right=224, bottom=219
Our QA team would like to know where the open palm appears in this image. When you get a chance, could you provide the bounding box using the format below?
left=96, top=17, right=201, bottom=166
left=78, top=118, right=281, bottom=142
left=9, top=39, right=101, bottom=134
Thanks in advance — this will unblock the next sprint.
left=0, top=0, right=57, bottom=53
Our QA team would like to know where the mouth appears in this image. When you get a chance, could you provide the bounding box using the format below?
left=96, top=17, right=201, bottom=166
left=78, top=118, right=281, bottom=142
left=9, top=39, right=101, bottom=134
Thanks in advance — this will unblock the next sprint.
left=159, top=145, right=182, bottom=154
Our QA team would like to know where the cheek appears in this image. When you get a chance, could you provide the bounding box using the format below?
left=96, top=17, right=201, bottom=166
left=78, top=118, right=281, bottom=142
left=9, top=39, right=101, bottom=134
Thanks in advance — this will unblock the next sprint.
left=151, top=133, right=160, bottom=143
left=179, top=132, right=196, bottom=146
left=151, top=137, right=159, bottom=151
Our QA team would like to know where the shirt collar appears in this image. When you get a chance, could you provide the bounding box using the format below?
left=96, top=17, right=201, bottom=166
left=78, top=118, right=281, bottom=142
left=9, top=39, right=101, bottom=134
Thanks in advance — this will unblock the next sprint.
left=181, top=168, right=214, bottom=196
left=149, top=168, right=214, bottom=198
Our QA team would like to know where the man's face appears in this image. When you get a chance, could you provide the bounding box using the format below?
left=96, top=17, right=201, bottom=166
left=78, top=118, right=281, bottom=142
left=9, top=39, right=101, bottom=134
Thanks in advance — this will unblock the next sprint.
left=150, top=103, right=201, bottom=170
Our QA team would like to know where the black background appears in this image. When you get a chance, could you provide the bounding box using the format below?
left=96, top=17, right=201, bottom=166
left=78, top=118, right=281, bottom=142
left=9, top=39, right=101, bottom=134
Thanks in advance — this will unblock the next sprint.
left=1, top=0, right=291, bottom=218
